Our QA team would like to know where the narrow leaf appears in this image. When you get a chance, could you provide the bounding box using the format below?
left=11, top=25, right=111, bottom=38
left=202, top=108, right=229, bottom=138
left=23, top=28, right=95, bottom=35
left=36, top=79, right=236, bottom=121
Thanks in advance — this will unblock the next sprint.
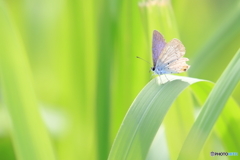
left=108, top=75, right=207, bottom=160
left=178, top=49, right=240, bottom=159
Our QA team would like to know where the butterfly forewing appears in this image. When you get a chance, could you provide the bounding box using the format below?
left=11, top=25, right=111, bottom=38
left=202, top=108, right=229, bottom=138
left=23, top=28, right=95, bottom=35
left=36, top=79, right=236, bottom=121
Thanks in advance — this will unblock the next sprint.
left=152, top=30, right=166, bottom=66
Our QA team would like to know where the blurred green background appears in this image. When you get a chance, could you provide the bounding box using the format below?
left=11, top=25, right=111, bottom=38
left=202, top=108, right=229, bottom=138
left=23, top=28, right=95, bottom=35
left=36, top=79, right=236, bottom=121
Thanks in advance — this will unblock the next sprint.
left=0, top=0, right=240, bottom=160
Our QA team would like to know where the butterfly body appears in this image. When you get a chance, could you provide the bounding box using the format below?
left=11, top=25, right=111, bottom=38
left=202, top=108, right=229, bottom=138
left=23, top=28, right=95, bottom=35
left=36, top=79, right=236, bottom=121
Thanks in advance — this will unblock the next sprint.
left=152, top=66, right=172, bottom=75
left=151, top=30, right=190, bottom=75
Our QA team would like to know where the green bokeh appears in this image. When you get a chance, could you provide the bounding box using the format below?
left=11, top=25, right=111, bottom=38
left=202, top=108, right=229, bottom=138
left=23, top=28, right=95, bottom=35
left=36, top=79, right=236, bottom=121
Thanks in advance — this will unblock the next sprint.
left=0, top=0, right=239, bottom=160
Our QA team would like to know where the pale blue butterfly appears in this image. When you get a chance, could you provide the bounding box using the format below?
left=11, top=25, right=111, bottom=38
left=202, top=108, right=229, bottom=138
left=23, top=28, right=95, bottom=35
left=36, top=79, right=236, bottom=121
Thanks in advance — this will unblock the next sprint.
left=151, top=30, right=190, bottom=76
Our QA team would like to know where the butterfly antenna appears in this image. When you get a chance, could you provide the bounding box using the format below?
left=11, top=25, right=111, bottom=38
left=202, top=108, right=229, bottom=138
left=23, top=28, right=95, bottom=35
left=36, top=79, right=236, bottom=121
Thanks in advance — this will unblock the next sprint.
left=136, top=56, right=152, bottom=66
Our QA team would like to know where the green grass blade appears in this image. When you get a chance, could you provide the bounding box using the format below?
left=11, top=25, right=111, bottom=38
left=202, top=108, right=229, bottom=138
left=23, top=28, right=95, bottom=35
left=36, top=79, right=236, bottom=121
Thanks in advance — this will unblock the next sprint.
left=191, top=82, right=240, bottom=155
left=0, top=2, right=56, bottom=160
left=215, top=98, right=240, bottom=153
left=178, top=49, right=240, bottom=159
left=163, top=87, right=194, bottom=160
left=110, top=0, right=148, bottom=145
left=139, top=0, right=180, bottom=49
left=96, top=0, right=118, bottom=159
left=108, top=75, right=207, bottom=160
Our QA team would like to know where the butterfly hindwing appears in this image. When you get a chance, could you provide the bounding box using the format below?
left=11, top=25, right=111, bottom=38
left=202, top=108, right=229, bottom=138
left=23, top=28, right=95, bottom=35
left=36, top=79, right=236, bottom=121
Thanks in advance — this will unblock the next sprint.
left=163, top=58, right=190, bottom=73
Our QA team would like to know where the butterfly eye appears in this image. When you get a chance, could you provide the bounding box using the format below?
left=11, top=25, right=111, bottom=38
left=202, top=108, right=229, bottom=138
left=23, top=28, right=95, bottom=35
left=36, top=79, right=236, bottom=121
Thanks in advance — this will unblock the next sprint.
left=152, top=67, right=155, bottom=71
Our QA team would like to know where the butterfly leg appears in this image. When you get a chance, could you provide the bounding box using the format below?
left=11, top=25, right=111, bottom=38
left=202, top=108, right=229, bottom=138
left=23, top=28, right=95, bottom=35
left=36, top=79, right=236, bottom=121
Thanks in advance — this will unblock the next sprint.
left=158, top=75, right=163, bottom=84
left=150, top=72, right=155, bottom=80
left=164, top=74, right=170, bottom=82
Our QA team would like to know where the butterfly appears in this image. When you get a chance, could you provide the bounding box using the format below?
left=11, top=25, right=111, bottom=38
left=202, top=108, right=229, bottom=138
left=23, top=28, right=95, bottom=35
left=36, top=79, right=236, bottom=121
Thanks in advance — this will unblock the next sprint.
left=151, top=30, right=190, bottom=76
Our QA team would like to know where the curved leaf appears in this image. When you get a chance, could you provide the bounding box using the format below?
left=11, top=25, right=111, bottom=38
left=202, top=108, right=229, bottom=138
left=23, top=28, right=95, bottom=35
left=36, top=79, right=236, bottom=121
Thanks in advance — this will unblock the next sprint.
left=179, top=50, right=240, bottom=159
left=108, top=75, right=208, bottom=160
left=178, top=49, right=240, bottom=159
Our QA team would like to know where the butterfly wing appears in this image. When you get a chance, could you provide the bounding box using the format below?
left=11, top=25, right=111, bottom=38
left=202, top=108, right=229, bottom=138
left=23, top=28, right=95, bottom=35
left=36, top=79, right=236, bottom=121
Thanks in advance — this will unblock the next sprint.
left=152, top=30, right=166, bottom=67
left=163, top=58, right=190, bottom=74
left=156, top=38, right=190, bottom=74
